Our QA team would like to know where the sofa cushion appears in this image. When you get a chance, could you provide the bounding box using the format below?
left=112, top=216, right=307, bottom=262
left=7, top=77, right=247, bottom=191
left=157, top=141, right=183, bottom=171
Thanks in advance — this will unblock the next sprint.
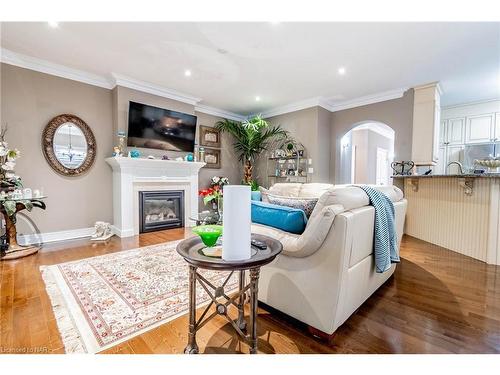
left=251, top=204, right=345, bottom=257
left=308, top=185, right=404, bottom=223
left=259, top=186, right=271, bottom=202
left=266, top=194, right=318, bottom=218
left=298, top=183, right=334, bottom=198
left=267, top=183, right=302, bottom=197
left=251, top=201, right=307, bottom=234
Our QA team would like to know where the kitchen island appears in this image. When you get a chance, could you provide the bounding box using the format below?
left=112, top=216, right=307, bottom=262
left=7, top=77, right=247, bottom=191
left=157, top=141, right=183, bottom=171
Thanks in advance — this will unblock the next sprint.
left=394, top=174, right=500, bottom=265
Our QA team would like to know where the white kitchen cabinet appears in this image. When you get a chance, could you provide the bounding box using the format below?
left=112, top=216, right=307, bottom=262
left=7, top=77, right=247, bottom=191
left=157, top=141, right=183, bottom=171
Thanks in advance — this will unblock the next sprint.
left=446, top=145, right=464, bottom=174
left=436, top=146, right=446, bottom=174
left=436, top=144, right=464, bottom=175
left=466, top=114, right=494, bottom=143
left=447, top=117, right=465, bottom=145
left=439, top=120, right=447, bottom=145
left=494, top=113, right=500, bottom=141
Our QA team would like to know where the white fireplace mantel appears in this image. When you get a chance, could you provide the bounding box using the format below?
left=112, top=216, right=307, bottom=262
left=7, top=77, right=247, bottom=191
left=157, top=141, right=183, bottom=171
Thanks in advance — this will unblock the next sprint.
left=106, top=157, right=205, bottom=237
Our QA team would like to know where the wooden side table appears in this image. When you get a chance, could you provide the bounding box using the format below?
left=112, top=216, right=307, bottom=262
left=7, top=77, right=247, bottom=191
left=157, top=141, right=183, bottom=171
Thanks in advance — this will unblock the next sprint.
left=176, top=234, right=282, bottom=354
left=0, top=198, right=46, bottom=260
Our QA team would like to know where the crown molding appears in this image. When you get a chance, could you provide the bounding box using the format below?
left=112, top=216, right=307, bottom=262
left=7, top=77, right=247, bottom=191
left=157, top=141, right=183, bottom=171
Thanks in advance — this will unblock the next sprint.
left=257, top=88, right=407, bottom=118
left=111, top=73, right=202, bottom=106
left=413, top=81, right=442, bottom=95
left=1, top=48, right=409, bottom=120
left=441, top=97, right=500, bottom=110
left=1, top=48, right=245, bottom=117
left=257, top=97, right=330, bottom=119
left=194, top=104, right=246, bottom=122
left=326, top=87, right=408, bottom=112
left=0, top=48, right=114, bottom=89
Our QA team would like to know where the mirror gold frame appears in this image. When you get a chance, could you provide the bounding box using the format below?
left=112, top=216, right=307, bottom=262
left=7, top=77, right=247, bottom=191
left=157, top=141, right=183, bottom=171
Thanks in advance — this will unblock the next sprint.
left=42, top=114, right=97, bottom=176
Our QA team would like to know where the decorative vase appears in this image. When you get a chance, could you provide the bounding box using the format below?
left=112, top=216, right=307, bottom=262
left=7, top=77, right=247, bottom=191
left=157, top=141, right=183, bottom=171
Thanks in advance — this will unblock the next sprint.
left=217, top=196, right=223, bottom=219
left=192, top=225, right=223, bottom=247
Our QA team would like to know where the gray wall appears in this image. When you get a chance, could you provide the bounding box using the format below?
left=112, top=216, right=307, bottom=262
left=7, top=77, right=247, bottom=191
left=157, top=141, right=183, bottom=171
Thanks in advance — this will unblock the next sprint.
left=0, top=63, right=114, bottom=233
left=256, top=106, right=331, bottom=186
left=330, top=89, right=414, bottom=184
left=195, top=112, right=242, bottom=211
left=0, top=63, right=240, bottom=233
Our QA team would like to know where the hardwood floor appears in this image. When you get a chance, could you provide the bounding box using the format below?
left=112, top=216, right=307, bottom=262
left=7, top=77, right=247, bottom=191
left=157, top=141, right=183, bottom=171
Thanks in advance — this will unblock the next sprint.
left=1, top=230, right=499, bottom=354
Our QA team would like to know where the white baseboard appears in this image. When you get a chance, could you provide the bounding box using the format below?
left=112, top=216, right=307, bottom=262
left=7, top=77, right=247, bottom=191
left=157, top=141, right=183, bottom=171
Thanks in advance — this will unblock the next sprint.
left=110, top=225, right=134, bottom=238
left=18, top=227, right=95, bottom=246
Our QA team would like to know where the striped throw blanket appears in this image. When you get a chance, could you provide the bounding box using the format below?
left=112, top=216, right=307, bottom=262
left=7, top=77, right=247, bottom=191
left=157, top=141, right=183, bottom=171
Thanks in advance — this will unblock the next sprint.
left=358, top=185, right=400, bottom=273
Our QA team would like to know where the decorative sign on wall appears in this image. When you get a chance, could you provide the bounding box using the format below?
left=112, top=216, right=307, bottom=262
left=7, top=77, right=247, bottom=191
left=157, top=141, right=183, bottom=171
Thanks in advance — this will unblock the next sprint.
left=203, top=147, right=221, bottom=169
left=199, top=125, right=221, bottom=148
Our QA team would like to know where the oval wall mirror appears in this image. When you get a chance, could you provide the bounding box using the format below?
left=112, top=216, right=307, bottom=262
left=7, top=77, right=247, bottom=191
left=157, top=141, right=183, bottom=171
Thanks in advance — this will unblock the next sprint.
left=42, top=114, right=96, bottom=176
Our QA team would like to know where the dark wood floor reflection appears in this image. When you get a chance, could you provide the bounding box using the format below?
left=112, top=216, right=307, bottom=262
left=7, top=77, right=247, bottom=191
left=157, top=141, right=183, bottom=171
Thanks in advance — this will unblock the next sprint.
left=1, top=230, right=499, bottom=354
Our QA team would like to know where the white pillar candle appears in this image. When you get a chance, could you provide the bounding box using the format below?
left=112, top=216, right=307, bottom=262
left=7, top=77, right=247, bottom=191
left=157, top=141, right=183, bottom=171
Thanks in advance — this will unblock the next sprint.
left=222, top=185, right=251, bottom=261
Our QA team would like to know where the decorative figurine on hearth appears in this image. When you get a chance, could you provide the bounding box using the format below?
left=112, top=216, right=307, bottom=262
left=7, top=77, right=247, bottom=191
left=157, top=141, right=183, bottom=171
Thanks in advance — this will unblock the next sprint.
left=90, top=221, right=113, bottom=241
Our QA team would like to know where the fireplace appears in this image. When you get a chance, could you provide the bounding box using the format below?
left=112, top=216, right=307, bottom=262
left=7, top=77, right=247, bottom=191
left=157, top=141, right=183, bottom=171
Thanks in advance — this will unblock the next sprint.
left=139, top=191, right=184, bottom=233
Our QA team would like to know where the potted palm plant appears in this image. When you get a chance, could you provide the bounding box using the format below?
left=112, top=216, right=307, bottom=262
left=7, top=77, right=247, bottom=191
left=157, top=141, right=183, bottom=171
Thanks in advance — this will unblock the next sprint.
left=216, top=115, right=288, bottom=184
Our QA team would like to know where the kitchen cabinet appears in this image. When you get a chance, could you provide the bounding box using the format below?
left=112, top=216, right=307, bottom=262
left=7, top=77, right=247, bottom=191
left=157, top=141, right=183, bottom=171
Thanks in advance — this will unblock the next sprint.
left=466, top=114, right=495, bottom=143
left=439, top=120, right=447, bottom=145
left=446, top=145, right=464, bottom=174
left=436, top=144, right=464, bottom=174
left=436, top=146, right=446, bottom=174
left=447, top=117, right=466, bottom=145
left=495, top=113, right=500, bottom=141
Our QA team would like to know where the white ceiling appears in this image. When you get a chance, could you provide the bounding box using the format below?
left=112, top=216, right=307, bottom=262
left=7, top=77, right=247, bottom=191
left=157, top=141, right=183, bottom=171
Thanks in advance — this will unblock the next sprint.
left=1, top=22, right=499, bottom=115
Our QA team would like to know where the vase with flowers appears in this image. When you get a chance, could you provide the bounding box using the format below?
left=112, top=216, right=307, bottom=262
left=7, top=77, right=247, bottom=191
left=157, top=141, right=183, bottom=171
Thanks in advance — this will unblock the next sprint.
left=198, top=176, right=229, bottom=219
left=0, top=125, right=22, bottom=195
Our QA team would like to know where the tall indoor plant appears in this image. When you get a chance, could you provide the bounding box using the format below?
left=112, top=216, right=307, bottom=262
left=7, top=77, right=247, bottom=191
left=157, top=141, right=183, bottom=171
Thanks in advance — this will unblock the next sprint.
left=216, top=115, right=288, bottom=184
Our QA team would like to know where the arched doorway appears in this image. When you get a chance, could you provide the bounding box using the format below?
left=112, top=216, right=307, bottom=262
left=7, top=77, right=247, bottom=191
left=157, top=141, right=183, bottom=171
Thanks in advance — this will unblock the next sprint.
left=338, top=122, right=395, bottom=185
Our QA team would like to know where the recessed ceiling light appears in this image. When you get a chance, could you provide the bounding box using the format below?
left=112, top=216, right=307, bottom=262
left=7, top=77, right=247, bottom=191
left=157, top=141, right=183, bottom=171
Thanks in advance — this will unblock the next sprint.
left=338, top=67, right=346, bottom=75
left=255, top=96, right=261, bottom=102
left=48, top=21, right=59, bottom=28
left=184, top=70, right=192, bottom=77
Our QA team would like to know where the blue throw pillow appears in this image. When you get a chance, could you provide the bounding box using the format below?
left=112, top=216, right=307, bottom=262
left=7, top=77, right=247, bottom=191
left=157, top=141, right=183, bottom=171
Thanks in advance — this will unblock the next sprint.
left=251, top=201, right=307, bottom=234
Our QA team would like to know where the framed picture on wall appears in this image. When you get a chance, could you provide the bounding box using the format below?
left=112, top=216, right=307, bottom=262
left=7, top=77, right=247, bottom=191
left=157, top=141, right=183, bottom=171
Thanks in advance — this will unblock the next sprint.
left=203, top=148, right=221, bottom=169
left=199, top=125, right=221, bottom=148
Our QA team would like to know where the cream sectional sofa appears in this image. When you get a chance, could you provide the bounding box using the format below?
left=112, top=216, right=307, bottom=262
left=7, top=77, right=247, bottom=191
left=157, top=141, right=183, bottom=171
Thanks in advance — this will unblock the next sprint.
left=251, top=183, right=407, bottom=337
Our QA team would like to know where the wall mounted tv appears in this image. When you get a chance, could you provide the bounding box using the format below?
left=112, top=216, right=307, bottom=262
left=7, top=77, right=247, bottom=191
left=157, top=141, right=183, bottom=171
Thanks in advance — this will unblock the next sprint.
left=127, top=101, right=197, bottom=152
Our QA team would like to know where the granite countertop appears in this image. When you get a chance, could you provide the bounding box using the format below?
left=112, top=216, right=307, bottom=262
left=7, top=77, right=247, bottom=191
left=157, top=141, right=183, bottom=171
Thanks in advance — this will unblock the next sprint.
left=392, top=173, right=500, bottom=178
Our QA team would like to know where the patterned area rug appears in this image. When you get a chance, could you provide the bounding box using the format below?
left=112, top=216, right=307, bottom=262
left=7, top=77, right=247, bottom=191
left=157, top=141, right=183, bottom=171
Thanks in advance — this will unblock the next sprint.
left=40, top=241, right=238, bottom=353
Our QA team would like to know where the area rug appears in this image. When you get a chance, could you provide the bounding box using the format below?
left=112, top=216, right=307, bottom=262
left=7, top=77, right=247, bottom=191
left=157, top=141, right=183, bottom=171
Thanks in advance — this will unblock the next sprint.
left=40, top=241, right=238, bottom=353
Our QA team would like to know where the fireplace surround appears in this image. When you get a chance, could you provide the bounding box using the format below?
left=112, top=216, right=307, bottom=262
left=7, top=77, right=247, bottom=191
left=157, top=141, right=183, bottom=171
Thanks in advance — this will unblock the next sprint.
left=106, top=157, right=205, bottom=237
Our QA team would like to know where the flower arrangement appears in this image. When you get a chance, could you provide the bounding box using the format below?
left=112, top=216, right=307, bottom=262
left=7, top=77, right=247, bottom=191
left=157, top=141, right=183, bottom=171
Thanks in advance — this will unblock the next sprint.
left=198, top=176, right=229, bottom=212
left=210, top=176, right=229, bottom=189
left=0, top=125, right=22, bottom=192
left=198, top=185, right=223, bottom=206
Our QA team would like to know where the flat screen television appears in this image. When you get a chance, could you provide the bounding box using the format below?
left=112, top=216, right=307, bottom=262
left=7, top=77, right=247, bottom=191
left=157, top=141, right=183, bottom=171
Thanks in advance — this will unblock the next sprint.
left=127, top=101, right=197, bottom=152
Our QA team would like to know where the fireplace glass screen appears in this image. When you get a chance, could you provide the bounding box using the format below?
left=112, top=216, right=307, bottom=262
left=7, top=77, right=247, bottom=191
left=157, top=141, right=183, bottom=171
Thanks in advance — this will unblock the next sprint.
left=139, top=191, right=184, bottom=233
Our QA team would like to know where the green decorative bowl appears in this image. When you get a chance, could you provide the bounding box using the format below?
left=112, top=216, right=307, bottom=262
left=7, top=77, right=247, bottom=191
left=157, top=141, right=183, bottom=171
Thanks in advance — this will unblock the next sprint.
left=192, top=225, right=223, bottom=247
